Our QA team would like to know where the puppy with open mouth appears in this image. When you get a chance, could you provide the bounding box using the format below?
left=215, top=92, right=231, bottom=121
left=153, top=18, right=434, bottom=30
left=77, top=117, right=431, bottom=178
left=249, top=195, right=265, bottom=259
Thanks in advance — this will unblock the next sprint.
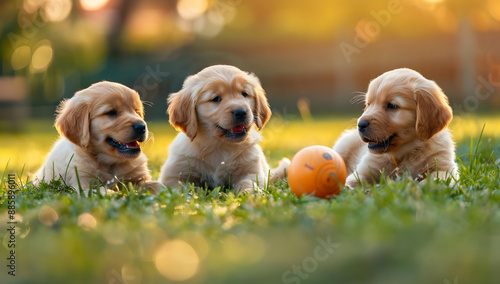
left=333, top=68, right=458, bottom=188
left=34, top=81, right=162, bottom=195
left=159, top=65, right=289, bottom=193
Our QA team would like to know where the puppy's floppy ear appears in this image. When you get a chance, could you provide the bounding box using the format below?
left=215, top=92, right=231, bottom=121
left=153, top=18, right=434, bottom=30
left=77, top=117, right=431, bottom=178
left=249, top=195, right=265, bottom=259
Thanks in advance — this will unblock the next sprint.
left=168, top=89, right=198, bottom=140
left=55, top=95, right=91, bottom=148
left=249, top=74, right=271, bottom=129
left=415, top=81, right=452, bottom=140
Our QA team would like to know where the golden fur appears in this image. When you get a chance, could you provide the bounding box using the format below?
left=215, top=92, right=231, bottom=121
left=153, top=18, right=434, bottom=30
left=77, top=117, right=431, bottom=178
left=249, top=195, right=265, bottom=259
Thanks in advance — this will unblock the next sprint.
left=34, top=81, right=162, bottom=195
left=333, top=68, right=458, bottom=188
left=159, top=65, right=289, bottom=193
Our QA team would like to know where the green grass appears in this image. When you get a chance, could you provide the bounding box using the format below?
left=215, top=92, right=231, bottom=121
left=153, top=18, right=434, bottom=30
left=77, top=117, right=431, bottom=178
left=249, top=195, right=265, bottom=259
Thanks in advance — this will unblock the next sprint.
left=1, top=116, right=500, bottom=284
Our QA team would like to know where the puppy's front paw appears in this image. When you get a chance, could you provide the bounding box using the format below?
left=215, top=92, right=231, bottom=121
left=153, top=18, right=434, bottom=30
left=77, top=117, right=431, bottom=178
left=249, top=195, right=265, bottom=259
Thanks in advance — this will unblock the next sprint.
left=144, top=181, right=165, bottom=195
left=279, top=157, right=291, bottom=171
left=345, top=175, right=360, bottom=189
left=270, top=157, right=291, bottom=182
left=235, top=180, right=258, bottom=195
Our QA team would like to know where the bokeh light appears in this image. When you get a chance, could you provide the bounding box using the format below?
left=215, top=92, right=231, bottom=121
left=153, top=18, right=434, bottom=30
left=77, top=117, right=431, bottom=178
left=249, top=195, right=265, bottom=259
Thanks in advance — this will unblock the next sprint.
left=23, top=0, right=44, bottom=13
left=11, top=46, right=31, bottom=70
left=41, top=0, right=72, bottom=22
left=102, top=222, right=128, bottom=245
left=193, top=11, right=225, bottom=37
left=80, top=0, right=109, bottom=11
left=126, top=6, right=164, bottom=39
left=179, top=231, right=210, bottom=260
left=177, top=0, right=209, bottom=20
left=154, top=239, right=199, bottom=281
left=220, top=233, right=266, bottom=264
left=78, top=212, right=97, bottom=230
left=38, top=205, right=58, bottom=226
left=31, top=42, right=53, bottom=73
left=121, top=264, right=142, bottom=284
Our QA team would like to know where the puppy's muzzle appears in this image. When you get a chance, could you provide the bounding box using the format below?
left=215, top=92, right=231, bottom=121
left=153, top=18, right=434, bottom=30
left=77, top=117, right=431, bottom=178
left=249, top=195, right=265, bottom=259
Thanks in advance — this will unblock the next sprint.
left=357, top=119, right=396, bottom=152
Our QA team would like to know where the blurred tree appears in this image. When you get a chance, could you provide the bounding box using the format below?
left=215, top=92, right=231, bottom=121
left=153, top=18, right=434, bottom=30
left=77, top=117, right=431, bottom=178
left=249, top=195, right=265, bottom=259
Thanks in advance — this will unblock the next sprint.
left=0, top=0, right=498, bottom=116
left=446, top=0, right=491, bottom=98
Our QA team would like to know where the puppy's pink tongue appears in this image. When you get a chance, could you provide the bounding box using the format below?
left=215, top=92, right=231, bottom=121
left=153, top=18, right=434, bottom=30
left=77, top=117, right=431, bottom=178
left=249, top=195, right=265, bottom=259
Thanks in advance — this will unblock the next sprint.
left=232, top=125, right=245, bottom=133
left=126, top=141, right=140, bottom=148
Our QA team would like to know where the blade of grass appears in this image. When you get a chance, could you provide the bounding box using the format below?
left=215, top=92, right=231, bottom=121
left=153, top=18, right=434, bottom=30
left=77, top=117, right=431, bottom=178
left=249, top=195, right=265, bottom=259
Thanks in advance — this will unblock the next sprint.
left=74, top=166, right=85, bottom=197
left=16, top=164, right=26, bottom=189
left=1, top=159, right=10, bottom=189
left=64, top=154, right=75, bottom=181
left=470, top=124, right=486, bottom=174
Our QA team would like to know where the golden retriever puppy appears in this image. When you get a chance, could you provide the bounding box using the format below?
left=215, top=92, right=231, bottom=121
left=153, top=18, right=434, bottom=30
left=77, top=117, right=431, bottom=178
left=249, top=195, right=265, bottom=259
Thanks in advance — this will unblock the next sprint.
left=333, top=68, right=458, bottom=188
left=159, top=65, right=289, bottom=193
left=34, top=81, right=162, bottom=195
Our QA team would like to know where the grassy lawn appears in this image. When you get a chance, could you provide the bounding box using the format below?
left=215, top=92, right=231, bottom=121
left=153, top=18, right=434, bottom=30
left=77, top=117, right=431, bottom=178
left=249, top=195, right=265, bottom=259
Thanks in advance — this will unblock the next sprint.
left=1, top=115, right=500, bottom=284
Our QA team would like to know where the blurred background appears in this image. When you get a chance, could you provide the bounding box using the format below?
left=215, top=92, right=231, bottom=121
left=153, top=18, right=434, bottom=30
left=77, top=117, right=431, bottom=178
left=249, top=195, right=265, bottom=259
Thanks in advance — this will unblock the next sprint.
left=1, top=3, right=500, bottom=283
left=0, top=0, right=499, bottom=130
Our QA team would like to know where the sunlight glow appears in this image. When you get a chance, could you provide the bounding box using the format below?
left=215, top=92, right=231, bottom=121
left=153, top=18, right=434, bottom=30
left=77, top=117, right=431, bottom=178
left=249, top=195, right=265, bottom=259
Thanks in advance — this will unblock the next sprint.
left=487, top=0, right=500, bottom=22
left=434, top=7, right=458, bottom=33
left=355, top=19, right=378, bottom=43
left=177, top=0, right=209, bottom=20
left=80, top=0, right=109, bottom=11
left=155, top=240, right=199, bottom=281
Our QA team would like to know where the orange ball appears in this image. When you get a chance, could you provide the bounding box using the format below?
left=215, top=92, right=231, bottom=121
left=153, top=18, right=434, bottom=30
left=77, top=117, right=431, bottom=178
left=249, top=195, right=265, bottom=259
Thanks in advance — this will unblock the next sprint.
left=288, top=146, right=347, bottom=199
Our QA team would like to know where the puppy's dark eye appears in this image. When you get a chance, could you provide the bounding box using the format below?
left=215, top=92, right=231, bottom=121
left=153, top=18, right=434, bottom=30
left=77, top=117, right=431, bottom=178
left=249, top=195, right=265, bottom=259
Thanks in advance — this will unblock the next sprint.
left=211, top=96, right=222, bottom=103
left=242, top=92, right=248, bottom=98
left=106, top=110, right=117, bottom=116
left=387, top=103, right=398, bottom=110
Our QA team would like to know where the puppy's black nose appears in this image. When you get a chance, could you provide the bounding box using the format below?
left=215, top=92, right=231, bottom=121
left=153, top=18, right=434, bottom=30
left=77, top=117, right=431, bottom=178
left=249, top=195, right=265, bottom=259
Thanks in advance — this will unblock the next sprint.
left=358, top=120, right=370, bottom=133
left=233, top=108, right=247, bottom=121
left=133, top=123, right=146, bottom=135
